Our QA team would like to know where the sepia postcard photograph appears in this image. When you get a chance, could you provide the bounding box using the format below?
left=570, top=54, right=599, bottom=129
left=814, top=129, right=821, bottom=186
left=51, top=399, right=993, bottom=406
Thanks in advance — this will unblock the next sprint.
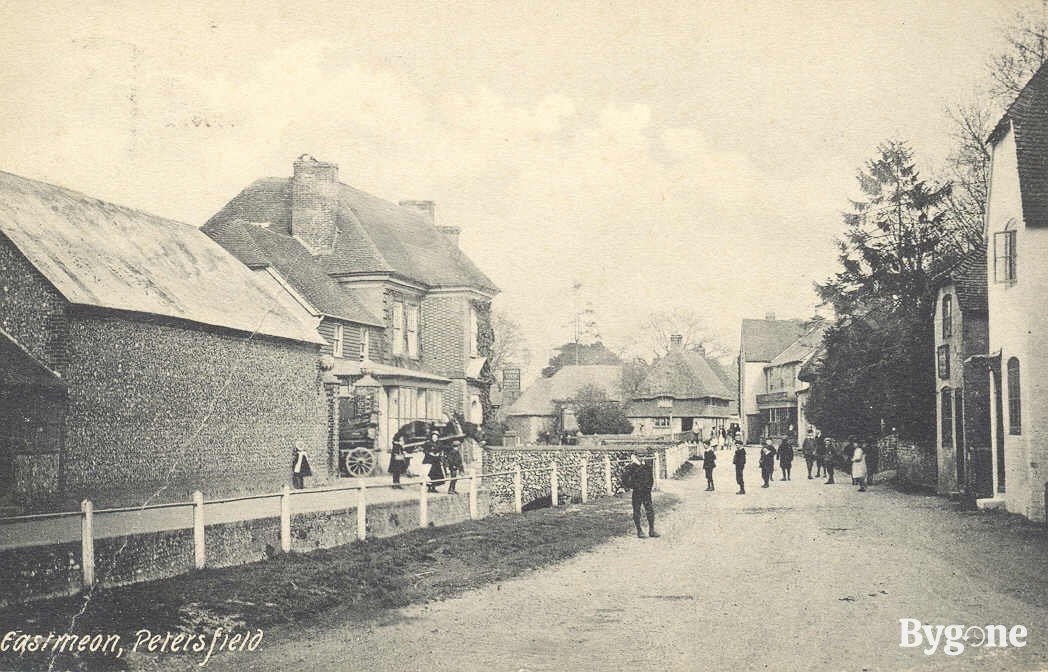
left=1, top=0, right=1047, bottom=670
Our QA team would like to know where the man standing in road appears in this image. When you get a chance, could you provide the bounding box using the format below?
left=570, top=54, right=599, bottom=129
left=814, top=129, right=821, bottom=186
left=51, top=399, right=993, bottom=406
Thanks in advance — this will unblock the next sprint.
left=733, top=441, right=747, bottom=495
left=622, top=452, right=659, bottom=539
left=814, top=430, right=827, bottom=478
left=802, top=428, right=818, bottom=479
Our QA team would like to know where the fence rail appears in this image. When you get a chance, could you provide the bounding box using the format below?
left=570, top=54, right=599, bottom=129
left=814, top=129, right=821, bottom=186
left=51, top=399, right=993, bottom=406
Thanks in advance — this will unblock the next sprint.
left=0, top=446, right=690, bottom=597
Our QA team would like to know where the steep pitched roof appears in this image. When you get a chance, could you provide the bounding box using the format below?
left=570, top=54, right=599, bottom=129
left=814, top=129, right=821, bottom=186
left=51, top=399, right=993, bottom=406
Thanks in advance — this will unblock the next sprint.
left=504, top=365, right=622, bottom=416
left=0, top=171, right=322, bottom=345
left=990, top=62, right=1048, bottom=228
left=931, top=245, right=988, bottom=315
left=205, top=176, right=498, bottom=292
left=768, top=321, right=826, bottom=367
left=740, top=318, right=808, bottom=362
left=203, top=216, right=382, bottom=327
left=635, top=349, right=732, bottom=401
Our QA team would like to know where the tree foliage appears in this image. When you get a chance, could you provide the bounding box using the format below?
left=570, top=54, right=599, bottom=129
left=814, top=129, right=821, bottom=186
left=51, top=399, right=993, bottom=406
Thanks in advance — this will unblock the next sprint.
left=571, top=385, right=633, bottom=435
left=809, top=142, right=958, bottom=443
left=541, top=341, right=622, bottom=378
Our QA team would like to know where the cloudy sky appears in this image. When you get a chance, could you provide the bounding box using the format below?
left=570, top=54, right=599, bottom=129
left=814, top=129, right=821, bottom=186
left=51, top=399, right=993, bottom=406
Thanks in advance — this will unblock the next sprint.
left=0, top=0, right=1031, bottom=376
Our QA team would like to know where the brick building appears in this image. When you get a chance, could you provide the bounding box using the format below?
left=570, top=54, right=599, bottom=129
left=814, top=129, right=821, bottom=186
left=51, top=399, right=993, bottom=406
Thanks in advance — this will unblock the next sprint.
left=0, top=171, right=327, bottom=511
left=931, top=248, right=990, bottom=498
left=204, top=155, right=499, bottom=474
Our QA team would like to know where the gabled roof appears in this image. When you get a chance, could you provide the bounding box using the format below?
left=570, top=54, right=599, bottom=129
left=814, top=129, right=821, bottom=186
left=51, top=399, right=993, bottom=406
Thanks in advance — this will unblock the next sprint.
left=205, top=176, right=498, bottom=292
left=740, top=318, right=808, bottom=362
left=768, top=321, right=826, bottom=367
left=0, top=171, right=322, bottom=345
left=931, top=245, right=988, bottom=314
left=989, top=62, right=1048, bottom=228
left=635, top=349, right=732, bottom=401
left=203, top=217, right=383, bottom=327
left=504, top=365, right=622, bottom=417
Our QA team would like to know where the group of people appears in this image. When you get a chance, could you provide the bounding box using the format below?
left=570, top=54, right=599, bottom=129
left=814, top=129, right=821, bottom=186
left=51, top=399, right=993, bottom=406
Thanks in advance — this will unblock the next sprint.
left=698, top=427, right=869, bottom=495
left=388, top=431, right=465, bottom=493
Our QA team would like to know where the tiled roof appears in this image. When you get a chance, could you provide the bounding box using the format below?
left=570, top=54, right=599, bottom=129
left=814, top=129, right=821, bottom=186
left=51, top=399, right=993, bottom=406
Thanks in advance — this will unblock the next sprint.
left=626, top=399, right=734, bottom=419
left=504, top=365, right=623, bottom=416
left=932, top=245, right=988, bottom=314
left=205, top=176, right=498, bottom=292
left=990, top=62, right=1048, bottom=228
left=635, top=349, right=733, bottom=401
left=203, top=217, right=383, bottom=327
left=768, top=321, right=826, bottom=367
left=740, top=318, right=808, bottom=362
left=0, top=171, right=323, bottom=345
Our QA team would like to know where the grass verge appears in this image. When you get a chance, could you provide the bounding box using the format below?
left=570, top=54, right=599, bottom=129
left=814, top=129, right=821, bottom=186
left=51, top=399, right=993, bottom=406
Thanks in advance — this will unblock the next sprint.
left=0, top=491, right=679, bottom=671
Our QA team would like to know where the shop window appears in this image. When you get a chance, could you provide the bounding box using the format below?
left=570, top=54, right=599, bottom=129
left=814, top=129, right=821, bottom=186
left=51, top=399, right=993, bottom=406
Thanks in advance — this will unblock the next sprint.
left=654, top=417, right=670, bottom=428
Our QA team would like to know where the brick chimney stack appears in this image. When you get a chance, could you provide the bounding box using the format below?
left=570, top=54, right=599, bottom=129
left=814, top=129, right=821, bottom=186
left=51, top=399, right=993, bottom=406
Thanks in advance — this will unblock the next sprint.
left=670, top=334, right=684, bottom=350
left=291, top=154, right=339, bottom=255
left=399, top=200, right=461, bottom=247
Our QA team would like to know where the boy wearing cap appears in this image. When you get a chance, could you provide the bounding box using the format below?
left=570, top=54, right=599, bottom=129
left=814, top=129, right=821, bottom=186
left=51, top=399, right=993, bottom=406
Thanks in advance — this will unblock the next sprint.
left=621, top=452, right=659, bottom=539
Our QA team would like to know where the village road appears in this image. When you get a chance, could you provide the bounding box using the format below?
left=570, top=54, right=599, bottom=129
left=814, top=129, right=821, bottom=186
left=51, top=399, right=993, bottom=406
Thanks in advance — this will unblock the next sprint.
left=168, top=448, right=1048, bottom=672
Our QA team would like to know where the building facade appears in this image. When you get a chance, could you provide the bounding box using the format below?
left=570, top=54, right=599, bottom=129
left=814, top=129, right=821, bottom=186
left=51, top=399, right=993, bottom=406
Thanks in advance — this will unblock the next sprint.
left=204, top=156, right=499, bottom=475
left=757, top=321, right=825, bottom=444
left=980, top=64, right=1048, bottom=520
left=0, top=171, right=327, bottom=511
left=931, top=251, right=991, bottom=497
left=739, top=314, right=809, bottom=443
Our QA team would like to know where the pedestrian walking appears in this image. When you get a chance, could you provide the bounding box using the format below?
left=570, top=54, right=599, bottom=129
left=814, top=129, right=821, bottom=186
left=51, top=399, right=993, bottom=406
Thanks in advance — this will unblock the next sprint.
left=802, top=428, right=817, bottom=479
left=814, top=431, right=826, bottom=477
left=779, top=438, right=794, bottom=481
left=824, top=440, right=837, bottom=484
left=702, top=445, right=717, bottom=491
left=291, top=442, right=312, bottom=489
left=388, top=441, right=408, bottom=488
left=760, top=439, right=775, bottom=488
left=733, top=441, right=747, bottom=494
left=422, top=432, right=445, bottom=492
left=621, top=452, right=659, bottom=538
left=852, top=441, right=868, bottom=492
left=444, top=440, right=464, bottom=494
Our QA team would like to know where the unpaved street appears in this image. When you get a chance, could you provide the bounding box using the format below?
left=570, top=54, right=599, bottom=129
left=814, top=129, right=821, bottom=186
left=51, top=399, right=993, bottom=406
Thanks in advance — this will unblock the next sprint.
left=174, top=450, right=1048, bottom=672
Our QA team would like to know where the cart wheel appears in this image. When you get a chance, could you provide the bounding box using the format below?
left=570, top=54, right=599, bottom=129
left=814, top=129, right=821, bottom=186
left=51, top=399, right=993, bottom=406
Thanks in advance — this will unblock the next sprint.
left=345, top=447, right=377, bottom=477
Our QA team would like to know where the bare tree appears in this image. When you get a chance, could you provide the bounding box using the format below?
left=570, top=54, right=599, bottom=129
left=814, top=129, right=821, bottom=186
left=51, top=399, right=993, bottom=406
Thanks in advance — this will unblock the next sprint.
left=941, top=101, right=993, bottom=254
left=989, top=3, right=1048, bottom=105
left=489, top=309, right=530, bottom=375
left=633, top=309, right=730, bottom=360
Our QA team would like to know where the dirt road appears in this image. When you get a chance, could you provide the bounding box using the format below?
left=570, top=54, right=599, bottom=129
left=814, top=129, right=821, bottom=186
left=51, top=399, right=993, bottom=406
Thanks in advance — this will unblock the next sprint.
left=165, top=449, right=1048, bottom=671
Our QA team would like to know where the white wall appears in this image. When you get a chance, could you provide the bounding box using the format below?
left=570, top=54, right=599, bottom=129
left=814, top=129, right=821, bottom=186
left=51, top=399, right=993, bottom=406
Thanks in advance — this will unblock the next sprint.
left=986, top=124, right=1048, bottom=520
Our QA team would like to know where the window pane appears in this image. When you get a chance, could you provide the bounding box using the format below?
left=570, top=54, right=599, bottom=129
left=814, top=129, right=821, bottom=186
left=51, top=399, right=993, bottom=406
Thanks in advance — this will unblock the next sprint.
left=406, top=304, right=419, bottom=358
left=392, top=303, right=404, bottom=354
left=941, top=388, right=953, bottom=448
left=1008, top=357, right=1021, bottom=435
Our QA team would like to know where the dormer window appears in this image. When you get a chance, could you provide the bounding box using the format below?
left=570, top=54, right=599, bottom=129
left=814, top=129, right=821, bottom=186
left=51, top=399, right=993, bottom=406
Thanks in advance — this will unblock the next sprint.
left=941, top=294, right=953, bottom=339
left=994, top=223, right=1017, bottom=284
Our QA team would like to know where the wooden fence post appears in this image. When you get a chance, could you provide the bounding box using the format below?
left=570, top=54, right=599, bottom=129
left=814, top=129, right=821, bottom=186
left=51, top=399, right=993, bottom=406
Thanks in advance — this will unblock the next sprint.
left=604, top=454, right=613, bottom=495
left=419, top=479, right=429, bottom=527
left=80, top=499, right=94, bottom=589
left=192, top=490, right=205, bottom=569
left=280, top=485, right=291, bottom=553
left=356, top=482, right=367, bottom=541
left=550, top=462, right=559, bottom=507
left=580, top=457, right=589, bottom=503
left=469, top=471, right=479, bottom=520
left=513, top=465, right=523, bottom=514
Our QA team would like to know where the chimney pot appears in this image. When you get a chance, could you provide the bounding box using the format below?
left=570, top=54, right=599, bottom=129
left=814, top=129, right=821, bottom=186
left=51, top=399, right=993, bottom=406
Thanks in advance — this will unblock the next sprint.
left=670, top=334, right=683, bottom=349
left=293, top=154, right=338, bottom=182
